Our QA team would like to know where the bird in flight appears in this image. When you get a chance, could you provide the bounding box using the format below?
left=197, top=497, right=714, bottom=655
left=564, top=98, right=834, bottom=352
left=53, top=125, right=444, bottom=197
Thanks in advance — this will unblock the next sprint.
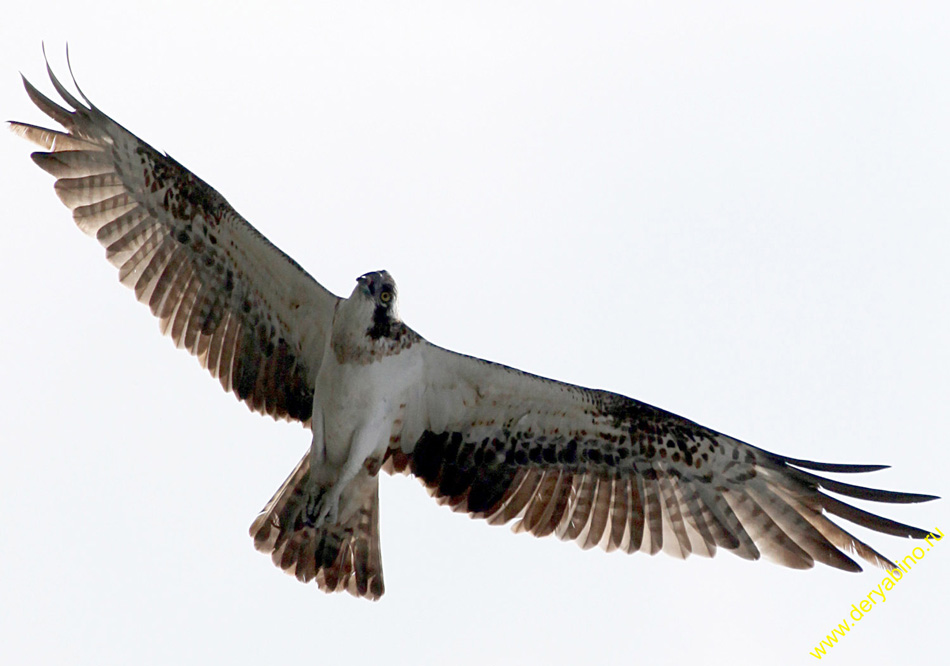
left=12, top=55, right=936, bottom=601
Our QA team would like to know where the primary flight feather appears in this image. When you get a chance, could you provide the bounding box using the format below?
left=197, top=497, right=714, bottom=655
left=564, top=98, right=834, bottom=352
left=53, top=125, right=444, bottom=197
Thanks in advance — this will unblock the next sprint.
left=12, top=55, right=937, bottom=601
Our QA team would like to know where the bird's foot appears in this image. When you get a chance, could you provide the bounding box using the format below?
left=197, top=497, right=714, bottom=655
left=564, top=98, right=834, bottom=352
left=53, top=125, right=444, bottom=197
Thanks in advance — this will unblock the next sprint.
left=303, top=486, right=341, bottom=528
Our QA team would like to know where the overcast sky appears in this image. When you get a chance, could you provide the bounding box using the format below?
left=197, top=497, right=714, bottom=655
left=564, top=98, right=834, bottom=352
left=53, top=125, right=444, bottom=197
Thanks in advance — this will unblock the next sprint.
left=1, top=2, right=947, bottom=665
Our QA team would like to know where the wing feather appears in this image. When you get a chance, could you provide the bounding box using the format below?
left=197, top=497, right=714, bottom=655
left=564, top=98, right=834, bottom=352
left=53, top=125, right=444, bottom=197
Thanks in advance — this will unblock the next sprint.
left=12, top=57, right=340, bottom=423
left=385, top=341, right=936, bottom=574
left=557, top=474, right=595, bottom=541
left=583, top=477, right=612, bottom=550
left=607, top=477, right=628, bottom=552
left=490, top=469, right=543, bottom=526
left=36, top=151, right=114, bottom=179
left=658, top=473, right=691, bottom=558
left=672, top=478, right=716, bottom=557
left=623, top=474, right=645, bottom=553
left=640, top=473, right=664, bottom=555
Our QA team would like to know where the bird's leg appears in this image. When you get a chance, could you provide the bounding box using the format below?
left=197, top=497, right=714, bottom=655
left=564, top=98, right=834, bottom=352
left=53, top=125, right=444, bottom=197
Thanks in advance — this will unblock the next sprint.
left=305, top=410, right=385, bottom=528
left=308, top=406, right=326, bottom=477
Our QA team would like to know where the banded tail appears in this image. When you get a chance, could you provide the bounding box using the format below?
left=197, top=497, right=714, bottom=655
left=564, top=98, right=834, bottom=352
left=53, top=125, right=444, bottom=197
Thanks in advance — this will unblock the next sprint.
left=249, top=454, right=385, bottom=600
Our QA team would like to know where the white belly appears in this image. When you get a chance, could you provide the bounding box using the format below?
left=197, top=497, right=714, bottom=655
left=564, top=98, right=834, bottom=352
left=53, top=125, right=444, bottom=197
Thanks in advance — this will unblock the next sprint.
left=312, top=346, right=423, bottom=473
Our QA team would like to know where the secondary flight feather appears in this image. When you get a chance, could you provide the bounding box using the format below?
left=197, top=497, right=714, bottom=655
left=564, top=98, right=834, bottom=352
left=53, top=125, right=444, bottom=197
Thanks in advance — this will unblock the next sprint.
left=12, top=54, right=937, bottom=600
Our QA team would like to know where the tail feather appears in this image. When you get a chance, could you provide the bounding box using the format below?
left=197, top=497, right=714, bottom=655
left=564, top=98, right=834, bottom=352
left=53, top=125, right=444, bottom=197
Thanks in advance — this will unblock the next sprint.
left=249, top=453, right=385, bottom=600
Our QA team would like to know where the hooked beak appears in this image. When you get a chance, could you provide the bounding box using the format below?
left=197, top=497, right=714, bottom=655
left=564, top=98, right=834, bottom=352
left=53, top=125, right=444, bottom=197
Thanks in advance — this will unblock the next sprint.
left=356, top=270, right=390, bottom=299
left=356, top=273, right=374, bottom=298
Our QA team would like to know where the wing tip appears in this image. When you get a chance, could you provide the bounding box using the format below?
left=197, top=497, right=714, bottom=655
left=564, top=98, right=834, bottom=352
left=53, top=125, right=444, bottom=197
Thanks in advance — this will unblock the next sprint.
left=784, top=456, right=890, bottom=474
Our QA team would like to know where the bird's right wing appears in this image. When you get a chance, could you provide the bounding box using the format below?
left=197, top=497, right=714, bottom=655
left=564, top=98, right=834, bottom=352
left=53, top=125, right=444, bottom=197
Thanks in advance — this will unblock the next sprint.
left=11, top=55, right=340, bottom=423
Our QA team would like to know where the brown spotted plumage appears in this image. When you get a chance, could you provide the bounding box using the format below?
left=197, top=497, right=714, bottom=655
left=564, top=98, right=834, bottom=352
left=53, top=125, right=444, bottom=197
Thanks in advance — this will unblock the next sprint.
left=250, top=454, right=385, bottom=599
left=13, top=54, right=937, bottom=602
left=380, top=347, right=936, bottom=573
left=12, top=59, right=338, bottom=424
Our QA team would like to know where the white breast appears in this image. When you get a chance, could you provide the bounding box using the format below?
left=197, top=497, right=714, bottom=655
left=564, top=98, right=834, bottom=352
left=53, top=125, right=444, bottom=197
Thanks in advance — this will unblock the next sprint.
left=314, top=338, right=424, bottom=470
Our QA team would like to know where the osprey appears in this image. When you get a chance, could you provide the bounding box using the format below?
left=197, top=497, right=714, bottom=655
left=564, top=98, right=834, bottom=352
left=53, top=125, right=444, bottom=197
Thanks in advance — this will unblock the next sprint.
left=13, top=57, right=936, bottom=601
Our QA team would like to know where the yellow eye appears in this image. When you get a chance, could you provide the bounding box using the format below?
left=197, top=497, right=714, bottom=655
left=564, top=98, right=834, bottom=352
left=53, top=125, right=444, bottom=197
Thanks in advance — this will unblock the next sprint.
left=380, top=290, right=392, bottom=303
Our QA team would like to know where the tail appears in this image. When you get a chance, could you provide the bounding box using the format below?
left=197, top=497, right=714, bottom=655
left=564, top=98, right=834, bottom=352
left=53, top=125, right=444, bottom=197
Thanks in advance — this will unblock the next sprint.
left=249, top=453, right=385, bottom=600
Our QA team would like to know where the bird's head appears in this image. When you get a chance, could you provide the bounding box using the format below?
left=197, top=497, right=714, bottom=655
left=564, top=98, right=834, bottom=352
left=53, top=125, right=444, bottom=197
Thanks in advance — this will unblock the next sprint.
left=355, top=270, right=397, bottom=306
left=352, top=270, right=400, bottom=339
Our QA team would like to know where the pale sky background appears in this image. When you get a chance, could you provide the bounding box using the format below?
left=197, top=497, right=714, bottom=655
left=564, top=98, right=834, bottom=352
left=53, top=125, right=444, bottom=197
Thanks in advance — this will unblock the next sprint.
left=1, top=2, right=947, bottom=665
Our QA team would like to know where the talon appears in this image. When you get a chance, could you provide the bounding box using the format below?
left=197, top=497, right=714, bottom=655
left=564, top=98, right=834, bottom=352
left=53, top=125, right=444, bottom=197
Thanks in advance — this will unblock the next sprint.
left=304, top=489, right=324, bottom=525
left=318, top=492, right=341, bottom=526
left=302, top=487, right=340, bottom=528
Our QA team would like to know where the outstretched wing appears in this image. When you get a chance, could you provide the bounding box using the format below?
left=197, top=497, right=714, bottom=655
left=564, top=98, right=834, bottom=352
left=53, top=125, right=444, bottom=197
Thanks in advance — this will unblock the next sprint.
left=385, top=342, right=936, bottom=571
left=11, top=57, right=339, bottom=423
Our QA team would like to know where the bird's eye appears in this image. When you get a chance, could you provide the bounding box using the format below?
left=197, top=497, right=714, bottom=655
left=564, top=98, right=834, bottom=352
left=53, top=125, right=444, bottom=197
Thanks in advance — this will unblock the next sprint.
left=380, top=290, right=392, bottom=303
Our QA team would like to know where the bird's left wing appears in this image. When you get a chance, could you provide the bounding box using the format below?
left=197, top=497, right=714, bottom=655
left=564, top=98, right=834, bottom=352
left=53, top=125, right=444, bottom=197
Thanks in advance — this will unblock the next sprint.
left=11, top=57, right=340, bottom=423
left=385, top=341, right=936, bottom=572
